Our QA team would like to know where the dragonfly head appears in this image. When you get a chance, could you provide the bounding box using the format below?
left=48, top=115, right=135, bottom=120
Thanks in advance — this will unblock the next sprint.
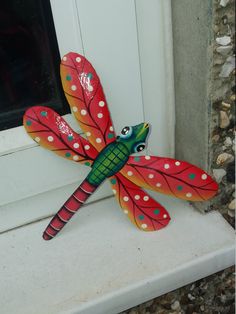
left=117, top=122, right=150, bottom=154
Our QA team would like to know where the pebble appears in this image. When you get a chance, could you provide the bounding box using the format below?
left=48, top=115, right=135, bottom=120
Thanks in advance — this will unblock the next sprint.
left=213, top=168, right=227, bottom=183
left=216, top=45, right=233, bottom=55
left=212, top=134, right=220, bottom=143
left=188, top=293, right=195, bottom=301
left=219, top=111, right=230, bottom=128
left=171, top=301, right=180, bottom=311
left=224, top=137, right=232, bottom=146
left=221, top=101, right=231, bottom=110
left=216, top=153, right=234, bottom=165
left=228, top=209, right=235, bottom=217
left=216, top=36, right=231, bottom=46
left=220, top=0, right=230, bottom=7
left=228, top=199, right=235, bottom=210
left=219, top=56, right=236, bottom=78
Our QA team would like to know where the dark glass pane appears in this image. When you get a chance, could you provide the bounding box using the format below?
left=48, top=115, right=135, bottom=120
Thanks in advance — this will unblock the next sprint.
left=0, top=0, right=69, bottom=130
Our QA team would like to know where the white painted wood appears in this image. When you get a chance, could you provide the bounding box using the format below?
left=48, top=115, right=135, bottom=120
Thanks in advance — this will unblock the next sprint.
left=76, top=0, right=144, bottom=133
left=0, top=194, right=234, bottom=314
left=135, top=0, right=175, bottom=156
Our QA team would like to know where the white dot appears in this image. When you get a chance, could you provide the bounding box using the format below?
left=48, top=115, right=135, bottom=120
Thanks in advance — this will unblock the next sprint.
left=99, top=101, right=105, bottom=107
left=201, top=174, right=207, bottom=180
left=127, top=171, right=133, bottom=176
left=84, top=145, right=90, bottom=150
left=71, top=85, right=77, bottom=91
left=109, top=126, right=114, bottom=131
left=72, top=106, right=78, bottom=112
left=73, top=155, right=79, bottom=161
left=88, top=85, right=93, bottom=92
left=186, top=193, right=192, bottom=198
left=156, top=183, right=162, bottom=187
left=86, top=132, right=91, bottom=137
left=145, top=156, right=151, bottom=160
left=124, top=210, right=129, bottom=214
left=134, top=195, right=140, bottom=200
left=97, top=113, right=103, bottom=118
left=148, top=174, right=154, bottom=179
left=76, top=57, right=81, bottom=63
left=175, top=161, right=181, bottom=166
left=81, top=109, right=87, bottom=116
left=62, top=56, right=67, bottom=61
left=35, top=137, right=40, bottom=142
left=163, top=214, right=168, bottom=219
left=141, top=224, right=147, bottom=229
left=123, top=196, right=129, bottom=202
left=96, top=138, right=102, bottom=143
left=47, top=136, right=54, bottom=142
left=143, top=196, right=149, bottom=201
left=73, top=143, right=79, bottom=149
left=112, top=189, right=116, bottom=194
left=164, top=164, right=170, bottom=169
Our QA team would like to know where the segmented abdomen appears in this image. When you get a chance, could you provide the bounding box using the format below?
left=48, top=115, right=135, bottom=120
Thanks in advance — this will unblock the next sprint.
left=43, top=180, right=97, bottom=240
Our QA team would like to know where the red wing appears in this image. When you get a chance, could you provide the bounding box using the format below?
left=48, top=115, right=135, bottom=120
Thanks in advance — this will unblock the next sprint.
left=110, top=173, right=170, bottom=231
left=60, top=52, right=116, bottom=152
left=23, top=106, right=98, bottom=166
left=120, top=156, right=218, bottom=201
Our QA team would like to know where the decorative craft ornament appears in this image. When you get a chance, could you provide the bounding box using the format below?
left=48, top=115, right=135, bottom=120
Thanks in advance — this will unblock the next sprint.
left=23, top=52, right=218, bottom=240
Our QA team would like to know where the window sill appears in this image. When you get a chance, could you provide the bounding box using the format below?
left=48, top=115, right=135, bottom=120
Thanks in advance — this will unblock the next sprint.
left=0, top=192, right=234, bottom=314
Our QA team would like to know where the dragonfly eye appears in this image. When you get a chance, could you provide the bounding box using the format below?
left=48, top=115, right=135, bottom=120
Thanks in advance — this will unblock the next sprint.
left=120, top=126, right=132, bottom=139
left=134, top=142, right=146, bottom=153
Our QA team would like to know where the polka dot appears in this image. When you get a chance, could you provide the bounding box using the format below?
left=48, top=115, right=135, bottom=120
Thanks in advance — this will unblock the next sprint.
left=163, top=214, right=168, bottom=219
left=71, top=85, right=77, bottom=91
left=72, top=106, right=78, bottom=112
left=109, top=126, right=114, bottom=131
left=26, top=120, right=32, bottom=126
left=188, top=173, right=196, bottom=180
left=40, top=111, right=47, bottom=117
left=156, top=183, right=162, bottom=187
left=112, top=189, right=116, bottom=194
left=127, top=171, right=133, bottom=176
left=73, top=155, right=79, bottom=161
left=96, top=138, right=102, bottom=143
left=110, top=178, right=117, bottom=185
left=145, top=156, right=151, bottom=160
left=65, top=152, right=71, bottom=158
left=141, top=224, right=148, bottom=229
left=134, top=195, right=140, bottom=200
left=84, top=145, right=90, bottom=150
left=62, top=56, right=67, bottom=61
left=154, top=209, right=160, bottom=215
left=148, top=174, right=154, bottom=179
left=134, top=156, right=140, bottom=162
left=81, top=109, right=87, bottom=116
left=139, top=215, right=145, bottom=220
left=67, top=135, right=73, bottom=141
left=123, top=196, right=129, bottom=202
left=201, top=174, right=207, bottom=180
left=99, top=101, right=105, bottom=107
left=143, top=196, right=149, bottom=201
left=76, top=56, right=81, bottom=63
left=97, top=113, right=103, bottom=118
left=124, top=210, right=129, bottom=214
left=85, top=162, right=91, bottom=166
left=107, top=133, right=114, bottom=139
left=87, top=85, right=93, bottom=92
left=87, top=73, right=93, bottom=79
left=66, top=75, right=71, bottom=81
left=86, top=132, right=91, bottom=137
left=35, top=137, right=40, bottom=142
left=177, top=185, right=183, bottom=191
left=73, top=143, right=79, bottom=149
left=175, top=161, right=181, bottom=166
left=186, top=193, right=192, bottom=198
left=164, top=164, right=170, bottom=169
left=47, top=136, right=54, bottom=142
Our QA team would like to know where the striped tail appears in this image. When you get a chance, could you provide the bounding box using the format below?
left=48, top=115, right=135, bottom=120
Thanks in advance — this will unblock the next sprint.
left=43, top=179, right=97, bottom=240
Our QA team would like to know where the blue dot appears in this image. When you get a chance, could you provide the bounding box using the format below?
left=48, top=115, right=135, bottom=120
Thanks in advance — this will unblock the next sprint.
left=41, top=111, right=47, bottom=117
left=134, top=156, right=140, bottom=162
left=110, top=178, right=116, bottom=185
left=68, top=135, right=73, bottom=141
left=87, top=73, right=93, bottom=79
left=26, top=120, right=32, bottom=126
left=154, top=209, right=160, bottom=215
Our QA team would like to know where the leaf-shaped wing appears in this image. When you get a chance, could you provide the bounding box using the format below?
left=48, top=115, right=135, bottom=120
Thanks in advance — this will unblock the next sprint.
left=110, top=173, right=171, bottom=231
left=23, top=106, right=98, bottom=166
left=120, top=156, right=218, bottom=201
left=60, top=52, right=116, bottom=152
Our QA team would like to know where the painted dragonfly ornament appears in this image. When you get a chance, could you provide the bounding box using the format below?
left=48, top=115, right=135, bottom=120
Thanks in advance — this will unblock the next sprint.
left=23, top=52, right=218, bottom=240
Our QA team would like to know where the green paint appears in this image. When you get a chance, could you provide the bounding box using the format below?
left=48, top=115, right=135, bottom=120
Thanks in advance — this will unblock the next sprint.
left=134, top=156, right=140, bottom=162
left=41, top=111, right=47, bottom=117
left=110, top=178, right=117, bottom=185
left=85, top=162, right=91, bottom=166
left=66, top=75, right=72, bottom=81
left=65, top=152, right=71, bottom=158
left=189, top=173, right=196, bottom=179
left=154, top=209, right=160, bottom=215
left=107, top=133, right=114, bottom=139
left=177, top=185, right=183, bottom=191
left=87, top=73, right=93, bottom=79
left=26, top=120, right=32, bottom=126
left=68, top=135, right=73, bottom=141
left=139, top=215, right=145, bottom=220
